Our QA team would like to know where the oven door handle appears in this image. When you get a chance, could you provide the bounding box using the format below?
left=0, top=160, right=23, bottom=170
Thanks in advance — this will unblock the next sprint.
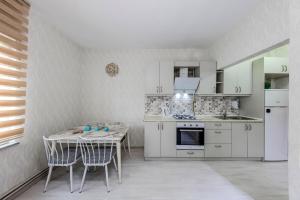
left=179, top=129, right=203, bottom=132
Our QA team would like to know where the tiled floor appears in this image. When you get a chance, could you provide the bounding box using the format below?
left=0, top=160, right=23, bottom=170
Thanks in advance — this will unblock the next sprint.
left=16, top=149, right=288, bottom=200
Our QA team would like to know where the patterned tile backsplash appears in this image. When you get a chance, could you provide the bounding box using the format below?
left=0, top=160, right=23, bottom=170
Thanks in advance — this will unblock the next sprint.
left=145, top=95, right=239, bottom=116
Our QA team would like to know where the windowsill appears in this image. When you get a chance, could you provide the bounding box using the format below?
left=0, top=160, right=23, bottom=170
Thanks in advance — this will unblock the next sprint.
left=0, top=138, right=21, bottom=150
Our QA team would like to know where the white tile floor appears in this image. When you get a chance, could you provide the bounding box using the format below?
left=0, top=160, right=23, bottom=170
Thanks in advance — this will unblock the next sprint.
left=16, top=149, right=288, bottom=200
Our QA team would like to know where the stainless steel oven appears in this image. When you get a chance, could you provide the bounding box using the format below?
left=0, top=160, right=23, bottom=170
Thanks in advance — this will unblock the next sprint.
left=176, top=122, right=204, bottom=149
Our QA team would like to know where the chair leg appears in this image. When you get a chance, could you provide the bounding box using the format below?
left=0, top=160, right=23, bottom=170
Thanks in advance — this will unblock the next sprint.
left=44, top=166, right=53, bottom=192
left=70, top=165, right=73, bottom=193
left=112, top=156, right=118, bottom=172
left=105, top=165, right=110, bottom=192
left=79, top=166, right=88, bottom=193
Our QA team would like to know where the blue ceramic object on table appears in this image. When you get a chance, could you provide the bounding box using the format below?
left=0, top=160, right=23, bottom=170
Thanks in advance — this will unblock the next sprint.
left=103, top=127, right=109, bottom=132
left=83, top=125, right=91, bottom=131
left=94, top=127, right=100, bottom=131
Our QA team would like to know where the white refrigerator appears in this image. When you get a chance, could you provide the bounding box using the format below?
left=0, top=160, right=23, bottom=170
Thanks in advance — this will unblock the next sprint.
left=264, top=89, right=288, bottom=161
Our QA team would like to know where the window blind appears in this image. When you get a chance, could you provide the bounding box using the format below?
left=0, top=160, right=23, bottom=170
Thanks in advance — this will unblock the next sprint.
left=0, top=0, right=29, bottom=141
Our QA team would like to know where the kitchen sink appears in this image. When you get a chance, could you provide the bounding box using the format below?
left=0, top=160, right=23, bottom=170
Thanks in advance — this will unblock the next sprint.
left=214, top=116, right=255, bottom=120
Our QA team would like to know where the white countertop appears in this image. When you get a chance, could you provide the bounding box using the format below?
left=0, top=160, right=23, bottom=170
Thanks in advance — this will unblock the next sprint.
left=144, top=115, right=263, bottom=123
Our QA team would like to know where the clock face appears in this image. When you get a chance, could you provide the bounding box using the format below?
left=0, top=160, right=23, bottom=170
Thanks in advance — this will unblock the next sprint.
left=105, top=63, right=119, bottom=77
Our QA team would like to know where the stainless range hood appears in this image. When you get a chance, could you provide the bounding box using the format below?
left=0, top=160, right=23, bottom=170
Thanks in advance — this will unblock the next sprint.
left=174, top=65, right=200, bottom=94
left=174, top=77, right=200, bottom=94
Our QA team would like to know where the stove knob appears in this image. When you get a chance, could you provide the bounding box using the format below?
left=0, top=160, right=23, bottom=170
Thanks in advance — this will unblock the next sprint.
left=196, top=124, right=198, bottom=127
left=190, top=124, right=192, bottom=127
left=184, top=124, right=186, bottom=127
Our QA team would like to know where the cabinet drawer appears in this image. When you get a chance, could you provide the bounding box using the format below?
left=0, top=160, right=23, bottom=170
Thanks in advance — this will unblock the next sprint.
left=205, top=144, right=231, bottom=157
left=205, top=130, right=231, bottom=143
left=205, top=122, right=231, bottom=130
left=176, top=150, right=204, bottom=158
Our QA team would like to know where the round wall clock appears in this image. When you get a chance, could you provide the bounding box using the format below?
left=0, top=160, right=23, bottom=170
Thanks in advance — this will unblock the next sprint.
left=105, top=63, right=119, bottom=77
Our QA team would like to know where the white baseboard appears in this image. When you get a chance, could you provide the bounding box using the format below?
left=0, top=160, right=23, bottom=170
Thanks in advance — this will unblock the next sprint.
left=0, top=168, right=49, bottom=200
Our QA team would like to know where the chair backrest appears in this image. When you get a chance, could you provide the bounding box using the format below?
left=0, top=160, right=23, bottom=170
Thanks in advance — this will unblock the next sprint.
left=43, top=136, right=79, bottom=166
left=79, top=136, right=115, bottom=166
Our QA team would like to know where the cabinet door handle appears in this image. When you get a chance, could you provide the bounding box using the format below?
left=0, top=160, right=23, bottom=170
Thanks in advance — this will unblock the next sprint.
left=215, top=123, right=222, bottom=127
left=161, top=123, right=163, bottom=130
left=214, top=145, right=222, bottom=148
left=187, top=151, right=194, bottom=155
left=245, top=124, right=248, bottom=131
left=284, top=65, right=288, bottom=72
left=156, top=86, right=159, bottom=93
left=239, top=86, right=241, bottom=93
left=249, top=124, right=252, bottom=131
left=157, top=123, right=160, bottom=130
left=215, top=131, right=222, bottom=134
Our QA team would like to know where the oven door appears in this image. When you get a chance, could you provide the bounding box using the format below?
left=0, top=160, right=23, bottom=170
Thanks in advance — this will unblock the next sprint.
left=176, top=128, right=204, bottom=149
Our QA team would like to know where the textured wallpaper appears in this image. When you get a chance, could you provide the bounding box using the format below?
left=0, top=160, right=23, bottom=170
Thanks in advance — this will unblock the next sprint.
left=80, top=49, right=210, bottom=147
left=0, top=10, right=82, bottom=197
left=209, top=0, right=289, bottom=69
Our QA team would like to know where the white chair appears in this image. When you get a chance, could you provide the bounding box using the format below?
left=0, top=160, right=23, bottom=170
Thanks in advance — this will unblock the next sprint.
left=43, top=136, right=81, bottom=193
left=78, top=136, right=117, bottom=192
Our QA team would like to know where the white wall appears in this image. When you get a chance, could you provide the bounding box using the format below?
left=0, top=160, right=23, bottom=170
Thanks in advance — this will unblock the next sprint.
left=209, top=0, right=289, bottom=69
left=289, top=0, right=300, bottom=199
left=80, top=49, right=210, bottom=147
left=0, top=10, right=82, bottom=197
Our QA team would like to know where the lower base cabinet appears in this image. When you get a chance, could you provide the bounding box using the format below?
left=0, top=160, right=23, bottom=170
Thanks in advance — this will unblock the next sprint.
left=232, top=123, right=264, bottom=158
left=145, top=121, right=264, bottom=159
left=144, top=121, right=176, bottom=157
left=177, top=150, right=204, bottom=158
left=144, top=122, right=161, bottom=157
left=205, top=144, right=231, bottom=157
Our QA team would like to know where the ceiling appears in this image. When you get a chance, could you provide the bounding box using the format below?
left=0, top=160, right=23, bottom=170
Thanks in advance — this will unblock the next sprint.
left=30, top=0, right=260, bottom=49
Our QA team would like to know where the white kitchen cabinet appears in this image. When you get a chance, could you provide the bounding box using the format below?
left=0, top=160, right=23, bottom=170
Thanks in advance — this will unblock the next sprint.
left=144, top=122, right=161, bottom=157
left=144, top=122, right=176, bottom=157
left=223, top=66, right=237, bottom=94
left=160, top=122, right=177, bottom=157
left=247, top=123, right=264, bottom=157
left=197, top=61, right=217, bottom=94
left=205, top=130, right=231, bottom=144
left=232, top=123, right=264, bottom=158
left=159, top=61, right=174, bottom=94
left=231, top=123, right=248, bottom=157
left=205, top=144, right=231, bottom=157
left=223, top=61, right=252, bottom=95
left=144, top=61, right=174, bottom=94
left=177, top=150, right=204, bottom=157
left=145, top=61, right=160, bottom=94
left=264, top=57, right=288, bottom=74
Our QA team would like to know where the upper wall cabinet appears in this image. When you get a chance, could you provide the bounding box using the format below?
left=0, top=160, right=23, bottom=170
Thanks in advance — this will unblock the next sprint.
left=145, top=61, right=174, bottom=94
left=223, top=61, right=252, bottom=95
left=197, top=61, right=217, bottom=95
left=160, top=61, right=174, bottom=94
left=263, top=57, right=288, bottom=74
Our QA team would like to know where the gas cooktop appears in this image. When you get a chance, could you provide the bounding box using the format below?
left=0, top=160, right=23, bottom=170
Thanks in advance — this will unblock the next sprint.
left=173, top=114, right=197, bottom=120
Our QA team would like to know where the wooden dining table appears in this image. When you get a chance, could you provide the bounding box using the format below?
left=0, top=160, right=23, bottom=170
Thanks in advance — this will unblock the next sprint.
left=48, top=126, right=129, bottom=183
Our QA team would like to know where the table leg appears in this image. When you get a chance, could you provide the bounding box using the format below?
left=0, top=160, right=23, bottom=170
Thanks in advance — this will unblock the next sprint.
left=117, top=142, right=122, bottom=183
left=127, top=132, right=131, bottom=157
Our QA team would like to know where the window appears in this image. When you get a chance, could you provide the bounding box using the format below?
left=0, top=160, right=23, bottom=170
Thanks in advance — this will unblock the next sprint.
left=0, top=0, right=29, bottom=141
